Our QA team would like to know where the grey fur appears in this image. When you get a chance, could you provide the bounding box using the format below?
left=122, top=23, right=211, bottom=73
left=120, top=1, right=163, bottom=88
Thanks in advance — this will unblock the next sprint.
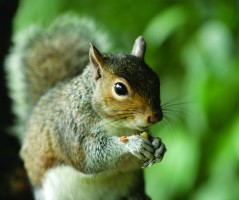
left=5, top=14, right=166, bottom=200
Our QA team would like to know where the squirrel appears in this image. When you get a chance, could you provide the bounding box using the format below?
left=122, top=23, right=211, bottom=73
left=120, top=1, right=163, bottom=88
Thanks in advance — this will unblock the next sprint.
left=5, top=14, right=166, bottom=200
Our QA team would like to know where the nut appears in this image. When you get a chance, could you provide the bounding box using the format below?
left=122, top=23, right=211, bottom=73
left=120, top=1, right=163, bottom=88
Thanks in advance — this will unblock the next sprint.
left=119, top=136, right=128, bottom=142
left=140, top=132, right=148, bottom=139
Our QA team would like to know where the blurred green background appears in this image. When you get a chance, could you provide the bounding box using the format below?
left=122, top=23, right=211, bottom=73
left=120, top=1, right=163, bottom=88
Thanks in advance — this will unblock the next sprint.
left=10, top=0, right=239, bottom=199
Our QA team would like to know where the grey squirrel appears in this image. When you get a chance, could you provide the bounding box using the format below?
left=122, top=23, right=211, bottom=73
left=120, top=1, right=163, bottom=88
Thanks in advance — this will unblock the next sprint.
left=5, top=14, right=166, bottom=200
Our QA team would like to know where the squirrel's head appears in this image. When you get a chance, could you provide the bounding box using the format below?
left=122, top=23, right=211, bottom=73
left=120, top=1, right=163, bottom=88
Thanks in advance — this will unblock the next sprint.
left=89, top=36, right=163, bottom=134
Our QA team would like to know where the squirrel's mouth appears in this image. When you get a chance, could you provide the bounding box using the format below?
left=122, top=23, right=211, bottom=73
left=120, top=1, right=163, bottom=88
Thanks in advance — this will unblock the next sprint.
left=136, top=126, right=148, bottom=131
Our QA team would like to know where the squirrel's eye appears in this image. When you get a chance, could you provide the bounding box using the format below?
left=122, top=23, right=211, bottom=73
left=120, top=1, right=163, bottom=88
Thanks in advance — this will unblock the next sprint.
left=114, top=82, right=128, bottom=96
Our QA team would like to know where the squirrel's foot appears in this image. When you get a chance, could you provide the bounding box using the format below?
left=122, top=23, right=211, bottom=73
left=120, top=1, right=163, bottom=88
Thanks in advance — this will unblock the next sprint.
left=142, top=137, right=167, bottom=168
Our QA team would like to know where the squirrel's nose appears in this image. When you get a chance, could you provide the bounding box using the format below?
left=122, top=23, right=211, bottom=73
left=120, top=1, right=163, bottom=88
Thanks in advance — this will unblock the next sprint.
left=147, top=111, right=163, bottom=125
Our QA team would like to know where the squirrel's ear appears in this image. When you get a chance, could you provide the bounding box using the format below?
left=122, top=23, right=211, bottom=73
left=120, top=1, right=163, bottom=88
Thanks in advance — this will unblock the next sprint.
left=131, top=36, right=146, bottom=60
left=89, top=43, right=105, bottom=81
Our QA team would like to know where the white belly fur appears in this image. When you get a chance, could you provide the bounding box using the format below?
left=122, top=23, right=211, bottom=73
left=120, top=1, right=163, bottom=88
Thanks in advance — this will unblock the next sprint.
left=35, top=165, right=142, bottom=200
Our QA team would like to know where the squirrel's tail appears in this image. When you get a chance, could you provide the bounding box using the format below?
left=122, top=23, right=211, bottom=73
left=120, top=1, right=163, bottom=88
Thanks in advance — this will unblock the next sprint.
left=5, top=14, right=111, bottom=141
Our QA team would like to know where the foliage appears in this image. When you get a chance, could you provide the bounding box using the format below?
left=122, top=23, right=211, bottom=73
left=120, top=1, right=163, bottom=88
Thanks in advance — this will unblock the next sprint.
left=13, top=0, right=239, bottom=199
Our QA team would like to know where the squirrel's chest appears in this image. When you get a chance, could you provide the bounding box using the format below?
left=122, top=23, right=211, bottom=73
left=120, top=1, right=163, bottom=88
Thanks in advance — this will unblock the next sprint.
left=35, top=165, right=142, bottom=200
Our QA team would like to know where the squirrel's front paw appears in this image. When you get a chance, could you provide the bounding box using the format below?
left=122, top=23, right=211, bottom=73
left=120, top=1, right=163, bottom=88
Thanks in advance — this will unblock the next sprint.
left=122, top=134, right=166, bottom=168
left=126, top=135, right=155, bottom=162
left=142, top=137, right=167, bottom=168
